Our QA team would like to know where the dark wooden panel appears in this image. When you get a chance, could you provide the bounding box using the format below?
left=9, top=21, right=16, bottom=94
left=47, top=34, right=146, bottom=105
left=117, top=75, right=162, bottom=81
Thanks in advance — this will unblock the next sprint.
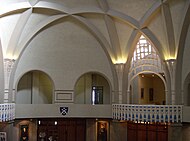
left=147, top=124, right=156, bottom=141
left=58, top=125, right=67, bottom=141
left=157, top=131, right=168, bottom=141
left=137, top=130, right=146, bottom=141
left=37, top=118, right=86, bottom=141
left=137, top=123, right=147, bottom=141
left=67, top=120, right=76, bottom=141
left=76, top=120, right=86, bottom=141
left=147, top=130, right=156, bottom=141
left=127, top=122, right=168, bottom=141
left=127, top=129, right=137, bottom=141
left=127, top=122, right=137, bottom=141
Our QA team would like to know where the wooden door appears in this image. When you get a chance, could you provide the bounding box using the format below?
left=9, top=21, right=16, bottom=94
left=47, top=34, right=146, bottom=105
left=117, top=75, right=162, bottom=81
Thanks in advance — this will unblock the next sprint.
left=37, top=118, right=86, bottom=141
left=127, top=122, right=168, bottom=141
left=137, top=123, right=146, bottom=141
left=58, top=120, right=67, bottom=141
left=147, top=124, right=156, bottom=141
left=157, top=124, right=168, bottom=141
left=127, top=122, right=137, bottom=141
left=76, top=120, right=86, bottom=141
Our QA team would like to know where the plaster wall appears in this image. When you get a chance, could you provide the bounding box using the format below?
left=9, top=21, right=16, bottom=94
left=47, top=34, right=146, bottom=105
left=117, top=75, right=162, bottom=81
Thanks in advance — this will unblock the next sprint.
left=13, top=17, right=114, bottom=94
left=16, top=71, right=53, bottom=104
left=182, top=26, right=190, bottom=85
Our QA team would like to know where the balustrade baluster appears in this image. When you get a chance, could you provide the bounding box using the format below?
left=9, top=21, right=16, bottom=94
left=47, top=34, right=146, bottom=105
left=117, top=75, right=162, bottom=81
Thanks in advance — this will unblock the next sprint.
left=112, top=104, right=183, bottom=124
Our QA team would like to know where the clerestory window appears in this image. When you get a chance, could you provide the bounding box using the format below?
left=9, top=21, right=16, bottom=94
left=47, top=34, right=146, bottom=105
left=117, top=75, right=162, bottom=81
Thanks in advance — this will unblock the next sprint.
left=132, top=35, right=156, bottom=62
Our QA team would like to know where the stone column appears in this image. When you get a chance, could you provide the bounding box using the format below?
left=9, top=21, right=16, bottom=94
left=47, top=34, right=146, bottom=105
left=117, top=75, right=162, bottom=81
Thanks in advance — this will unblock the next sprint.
left=165, top=90, right=169, bottom=104
left=127, top=90, right=130, bottom=104
left=165, top=59, right=176, bottom=105
left=115, top=63, right=124, bottom=104
left=168, top=123, right=182, bottom=141
left=182, top=123, right=190, bottom=141
left=4, top=58, right=15, bottom=103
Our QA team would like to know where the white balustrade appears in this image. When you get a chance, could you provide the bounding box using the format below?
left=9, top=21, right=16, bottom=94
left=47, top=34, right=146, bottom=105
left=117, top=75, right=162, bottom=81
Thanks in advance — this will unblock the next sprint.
left=0, top=103, right=15, bottom=122
left=112, top=104, right=182, bottom=123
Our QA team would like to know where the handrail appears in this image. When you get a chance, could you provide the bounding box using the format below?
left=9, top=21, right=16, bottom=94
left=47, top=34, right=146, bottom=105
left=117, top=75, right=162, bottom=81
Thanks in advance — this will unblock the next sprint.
left=112, top=104, right=183, bottom=123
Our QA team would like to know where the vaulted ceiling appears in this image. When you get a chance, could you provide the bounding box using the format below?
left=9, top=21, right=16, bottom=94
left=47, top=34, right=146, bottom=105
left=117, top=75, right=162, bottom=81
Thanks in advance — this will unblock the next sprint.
left=0, top=0, right=189, bottom=64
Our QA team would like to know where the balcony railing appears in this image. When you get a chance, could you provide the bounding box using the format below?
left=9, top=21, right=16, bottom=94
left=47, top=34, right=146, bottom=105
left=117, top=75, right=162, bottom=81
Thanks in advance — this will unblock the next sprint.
left=112, top=104, right=183, bottom=123
left=0, top=103, right=15, bottom=122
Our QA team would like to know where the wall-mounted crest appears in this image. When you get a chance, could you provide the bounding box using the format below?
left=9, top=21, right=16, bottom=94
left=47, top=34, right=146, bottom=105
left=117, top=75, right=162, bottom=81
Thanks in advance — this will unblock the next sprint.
left=60, top=107, right=69, bottom=116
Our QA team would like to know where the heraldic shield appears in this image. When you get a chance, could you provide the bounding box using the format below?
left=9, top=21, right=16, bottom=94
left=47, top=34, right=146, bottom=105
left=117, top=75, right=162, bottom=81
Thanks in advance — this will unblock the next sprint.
left=60, top=107, right=69, bottom=116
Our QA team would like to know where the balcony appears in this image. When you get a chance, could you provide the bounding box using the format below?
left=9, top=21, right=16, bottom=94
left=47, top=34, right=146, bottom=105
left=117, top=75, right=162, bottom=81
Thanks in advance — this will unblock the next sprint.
left=15, top=104, right=112, bottom=119
left=0, top=103, right=186, bottom=123
left=0, top=103, right=15, bottom=122
left=112, top=104, right=183, bottom=123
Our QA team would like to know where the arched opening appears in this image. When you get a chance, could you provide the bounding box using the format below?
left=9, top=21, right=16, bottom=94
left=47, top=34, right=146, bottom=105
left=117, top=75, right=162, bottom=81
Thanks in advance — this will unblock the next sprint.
left=130, top=73, right=166, bottom=105
left=16, top=70, right=54, bottom=104
left=128, top=35, right=166, bottom=105
left=74, top=72, right=111, bottom=104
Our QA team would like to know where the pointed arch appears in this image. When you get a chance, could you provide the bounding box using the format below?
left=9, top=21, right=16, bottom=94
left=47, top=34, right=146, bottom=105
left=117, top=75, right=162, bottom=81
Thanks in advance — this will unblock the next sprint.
left=175, top=0, right=190, bottom=104
left=123, top=33, right=167, bottom=104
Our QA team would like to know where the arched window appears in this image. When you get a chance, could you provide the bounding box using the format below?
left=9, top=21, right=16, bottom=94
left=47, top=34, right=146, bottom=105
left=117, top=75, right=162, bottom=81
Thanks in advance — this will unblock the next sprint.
left=130, top=35, right=163, bottom=77
left=132, top=35, right=154, bottom=61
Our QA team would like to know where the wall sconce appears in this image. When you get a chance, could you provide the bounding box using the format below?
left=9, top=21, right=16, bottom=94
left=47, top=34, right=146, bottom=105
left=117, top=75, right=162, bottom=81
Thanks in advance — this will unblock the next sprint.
left=38, top=120, right=41, bottom=125
left=54, top=121, right=57, bottom=125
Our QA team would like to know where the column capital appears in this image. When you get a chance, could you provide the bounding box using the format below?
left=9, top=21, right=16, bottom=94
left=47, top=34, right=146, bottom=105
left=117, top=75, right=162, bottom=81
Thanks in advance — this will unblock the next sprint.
left=114, top=63, right=125, bottom=72
left=165, top=59, right=176, bottom=66
left=4, top=58, right=16, bottom=103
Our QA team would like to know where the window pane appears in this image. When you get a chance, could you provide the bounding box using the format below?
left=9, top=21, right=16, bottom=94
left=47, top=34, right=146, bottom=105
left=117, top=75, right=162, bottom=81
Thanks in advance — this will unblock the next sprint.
left=91, top=86, right=103, bottom=104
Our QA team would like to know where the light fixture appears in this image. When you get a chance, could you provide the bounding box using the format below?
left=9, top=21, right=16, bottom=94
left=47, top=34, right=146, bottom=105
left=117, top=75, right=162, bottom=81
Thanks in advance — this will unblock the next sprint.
left=113, top=57, right=127, bottom=64
left=55, top=121, right=57, bottom=125
left=4, top=53, right=17, bottom=60
left=38, top=120, right=41, bottom=125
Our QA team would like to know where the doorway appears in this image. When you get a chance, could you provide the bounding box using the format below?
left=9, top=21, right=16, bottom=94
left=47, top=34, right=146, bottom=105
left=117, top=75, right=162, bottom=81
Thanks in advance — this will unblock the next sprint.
left=130, top=73, right=166, bottom=105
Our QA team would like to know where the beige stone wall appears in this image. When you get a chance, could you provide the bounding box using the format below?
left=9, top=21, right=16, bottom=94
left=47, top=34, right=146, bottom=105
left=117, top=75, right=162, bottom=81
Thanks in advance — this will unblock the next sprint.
left=110, top=121, right=127, bottom=141
left=182, top=123, right=190, bottom=141
left=168, top=123, right=182, bottom=141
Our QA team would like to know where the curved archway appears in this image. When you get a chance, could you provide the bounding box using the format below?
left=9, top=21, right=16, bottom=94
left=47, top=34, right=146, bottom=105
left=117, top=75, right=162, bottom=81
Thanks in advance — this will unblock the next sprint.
left=129, top=72, right=166, bottom=105
left=16, top=70, right=54, bottom=104
left=122, top=33, right=167, bottom=103
left=74, top=72, right=111, bottom=104
left=126, top=35, right=166, bottom=104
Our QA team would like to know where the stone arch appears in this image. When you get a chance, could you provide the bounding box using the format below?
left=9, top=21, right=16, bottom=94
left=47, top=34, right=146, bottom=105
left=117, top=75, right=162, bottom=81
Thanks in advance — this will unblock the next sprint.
left=124, top=34, right=167, bottom=104
left=129, top=72, right=166, bottom=105
left=15, top=70, right=54, bottom=104
left=74, top=71, right=112, bottom=104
